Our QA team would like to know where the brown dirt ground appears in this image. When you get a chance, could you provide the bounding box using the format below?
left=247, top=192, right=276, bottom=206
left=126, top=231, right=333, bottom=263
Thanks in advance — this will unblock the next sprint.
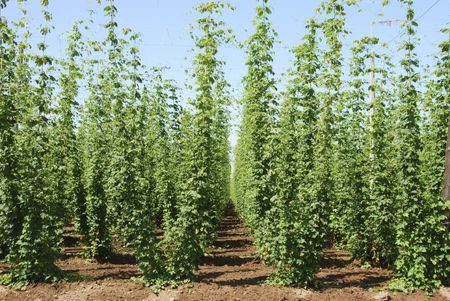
left=0, top=205, right=447, bottom=301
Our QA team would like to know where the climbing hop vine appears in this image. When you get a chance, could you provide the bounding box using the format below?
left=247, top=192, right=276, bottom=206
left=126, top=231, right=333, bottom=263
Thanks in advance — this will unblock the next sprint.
left=264, top=17, right=322, bottom=286
left=232, top=0, right=278, bottom=252
left=163, top=0, right=234, bottom=281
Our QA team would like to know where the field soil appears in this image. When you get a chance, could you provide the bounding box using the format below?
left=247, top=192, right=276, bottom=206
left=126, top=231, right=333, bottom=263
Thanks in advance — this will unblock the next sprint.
left=0, top=204, right=447, bottom=301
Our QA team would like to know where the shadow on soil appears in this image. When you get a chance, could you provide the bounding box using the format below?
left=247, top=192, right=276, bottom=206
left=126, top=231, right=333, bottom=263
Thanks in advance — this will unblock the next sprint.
left=212, top=238, right=252, bottom=249
left=320, top=253, right=352, bottom=269
left=200, top=255, right=254, bottom=267
left=320, top=273, right=390, bottom=289
left=318, top=250, right=391, bottom=289
left=213, top=275, right=268, bottom=286
left=97, top=253, right=136, bottom=265
left=196, top=271, right=267, bottom=286
left=195, top=203, right=269, bottom=286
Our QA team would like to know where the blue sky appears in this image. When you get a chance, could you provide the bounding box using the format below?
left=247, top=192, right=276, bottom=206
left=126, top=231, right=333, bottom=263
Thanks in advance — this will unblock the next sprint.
left=2, top=0, right=449, bottom=147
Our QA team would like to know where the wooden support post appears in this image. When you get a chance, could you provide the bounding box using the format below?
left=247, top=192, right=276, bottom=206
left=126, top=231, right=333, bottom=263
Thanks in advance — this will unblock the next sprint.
left=442, top=116, right=450, bottom=200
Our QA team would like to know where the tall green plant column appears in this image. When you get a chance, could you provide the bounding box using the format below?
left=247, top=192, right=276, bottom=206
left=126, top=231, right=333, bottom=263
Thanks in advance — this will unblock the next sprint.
left=0, top=4, right=20, bottom=259
left=144, top=71, right=180, bottom=232
left=340, top=37, right=397, bottom=266
left=209, top=72, right=232, bottom=234
left=102, top=1, right=137, bottom=249
left=47, top=22, right=87, bottom=243
left=118, top=39, right=169, bottom=282
left=5, top=1, right=63, bottom=285
left=278, top=0, right=346, bottom=286
left=332, top=39, right=368, bottom=248
left=266, top=18, right=322, bottom=285
left=421, top=27, right=450, bottom=209
left=391, top=0, right=448, bottom=293
left=365, top=43, right=398, bottom=267
left=233, top=0, right=278, bottom=241
left=318, top=0, right=349, bottom=242
left=80, top=1, right=123, bottom=259
left=80, top=44, right=112, bottom=259
left=164, top=1, right=233, bottom=280
left=315, top=0, right=346, bottom=257
left=340, top=37, right=369, bottom=262
left=411, top=26, right=450, bottom=291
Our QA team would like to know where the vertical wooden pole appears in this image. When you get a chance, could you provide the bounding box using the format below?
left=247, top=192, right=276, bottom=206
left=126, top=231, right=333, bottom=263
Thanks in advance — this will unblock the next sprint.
left=369, top=51, right=375, bottom=163
left=442, top=117, right=450, bottom=200
left=369, top=51, right=375, bottom=108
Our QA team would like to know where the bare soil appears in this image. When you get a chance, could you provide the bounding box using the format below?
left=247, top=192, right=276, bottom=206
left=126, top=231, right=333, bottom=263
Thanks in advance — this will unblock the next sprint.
left=0, top=205, right=447, bottom=301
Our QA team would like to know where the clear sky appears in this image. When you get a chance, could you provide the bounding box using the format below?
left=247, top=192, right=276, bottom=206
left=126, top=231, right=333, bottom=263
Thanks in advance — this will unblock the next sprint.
left=2, top=0, right=450, bottom=147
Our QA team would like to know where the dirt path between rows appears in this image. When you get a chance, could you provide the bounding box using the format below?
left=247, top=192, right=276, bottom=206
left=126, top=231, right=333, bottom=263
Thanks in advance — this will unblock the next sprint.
left=0, top=203, right=447, bottom=301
